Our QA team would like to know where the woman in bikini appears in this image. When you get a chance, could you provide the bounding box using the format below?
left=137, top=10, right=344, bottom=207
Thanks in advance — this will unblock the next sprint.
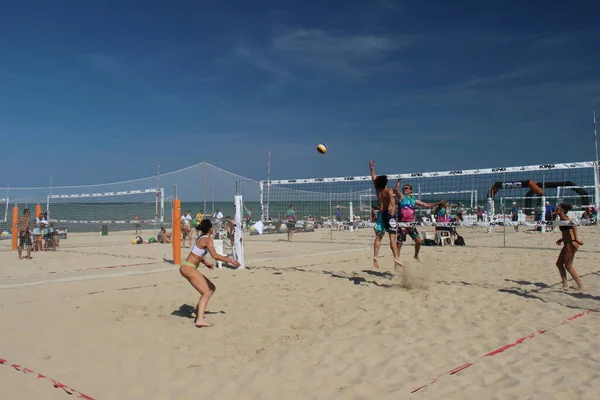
left=180, top=219, right=240, bottom=327
left=554, top=203, right=584, bottom=292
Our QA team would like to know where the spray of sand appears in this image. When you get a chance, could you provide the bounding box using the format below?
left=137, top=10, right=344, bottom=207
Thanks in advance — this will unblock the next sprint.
left=397, top=256, right=435, bottom=290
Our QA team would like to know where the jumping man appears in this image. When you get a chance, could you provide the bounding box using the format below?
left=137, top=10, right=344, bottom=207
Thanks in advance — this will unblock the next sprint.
left=395, top=179, right=444, bottom=261
left=369, top=160, right=402, bottom=269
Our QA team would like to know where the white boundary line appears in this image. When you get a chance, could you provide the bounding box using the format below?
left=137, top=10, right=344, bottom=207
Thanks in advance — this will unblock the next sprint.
left=251, top=247, right=369, bottom=263
left=0, top=248, right=371, bottom=289
left=0, top=266, right=175, bottom=290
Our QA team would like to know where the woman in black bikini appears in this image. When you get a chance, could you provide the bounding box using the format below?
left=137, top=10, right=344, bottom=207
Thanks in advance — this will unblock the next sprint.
left=554, top=203, right=584, bottom=291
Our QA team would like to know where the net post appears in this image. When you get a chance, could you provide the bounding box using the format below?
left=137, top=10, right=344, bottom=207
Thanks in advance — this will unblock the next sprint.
left=486, top=196, right=494, bottom=233
left=172, top=186, right=181, bottom=265
left=160, top=188, right=165, bottom=222
left=329, top=183, right=333, bottom=243
left=541, top=195, right=547, bottom=233
left=234, top=194, right=245, bottom=269
left=259, top=181, right=264, bottom=221
left=349, top=201, right=354, bottom=231
left=11, top=205, right=18, bottom=250
left=501, top=196, right=506, bottom=247
left=594, top=161, right=600, bottom=226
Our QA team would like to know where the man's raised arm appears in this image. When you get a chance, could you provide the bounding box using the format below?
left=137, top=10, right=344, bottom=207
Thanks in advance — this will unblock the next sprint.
left=369, top=160, right=377, bottom=182
left=394, top=179, right=403, bottom=201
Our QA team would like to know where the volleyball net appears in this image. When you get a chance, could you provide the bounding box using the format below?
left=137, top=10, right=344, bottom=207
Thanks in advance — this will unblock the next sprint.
left=257, top=161, right=599, bottom=247
left=0, top=162, right=261, bottom=246
left=0, top=162, right=260, bottom=288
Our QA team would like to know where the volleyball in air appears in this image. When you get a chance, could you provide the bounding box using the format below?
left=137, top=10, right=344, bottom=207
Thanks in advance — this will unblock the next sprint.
left=316, top=143, right=328, bottom=154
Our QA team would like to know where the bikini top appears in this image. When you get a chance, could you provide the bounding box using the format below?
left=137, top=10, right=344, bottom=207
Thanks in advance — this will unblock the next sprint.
left=191, top=235, right=208, bottom=257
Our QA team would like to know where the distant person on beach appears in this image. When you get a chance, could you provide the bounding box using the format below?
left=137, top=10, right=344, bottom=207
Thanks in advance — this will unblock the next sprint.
left=195, top=210, right=205, bottom=238
left=181, top=211, right=192, bottom=248
left=212, top=209, right=223, bottom=233
left=433, top=200, right=455, bottom=234
left=243, top=206, right=252, bottom=230
left=455, top=203, right=464, bottom=222
left=179, top=219, right=240, bottom=327
left=158, top=227, right=172, bottom=243
left=394, top=179, right=444, bottom=261
left=33, top=212, right=44, bottom=252
left=476, top=202, right=485, bottom=222
left=224, top=216, right=235, bottom=245
left=545, top=201, right=556, bottom=231
left=286, top=204, right=296, bottom=241
left=553, top=203, right=584, bottom=292
left=369, top=160, right=401, bottom=269
left=17, top=208, right=32, bottom=260
left=511, top=202, right=519, bottom=232
left=134, top=214, right=142, bottom=235
left=335, top=206, right=343, bottom=230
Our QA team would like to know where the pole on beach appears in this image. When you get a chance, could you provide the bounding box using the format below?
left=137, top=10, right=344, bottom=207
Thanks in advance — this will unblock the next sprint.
left=593, top=111, right=599, bottom=225
left=203, top=162, right=207, bottom=216
left=11, top=205, right=18, bottom=250
left=594, top=111, right=598, bottom=169
left=172, top=185, right=181, bottom=265
left=155, top=161, right=160, bottom=237
left=266, top=149, right=271, bottom=221
left=47, top=175, right=52, bottom=216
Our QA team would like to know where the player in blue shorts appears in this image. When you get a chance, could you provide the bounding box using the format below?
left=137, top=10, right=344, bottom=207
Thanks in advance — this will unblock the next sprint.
left=395, top=179, right=444, bottom=261
left=371, top=205, right=384, bottom=234
left=369, top=160, right=401, bottom=269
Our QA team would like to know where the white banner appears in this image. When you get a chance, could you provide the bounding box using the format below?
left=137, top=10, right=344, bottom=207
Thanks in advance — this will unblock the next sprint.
left=49, top=188, right=162, bottom=199
left=262, top=161, right=595, bottom=185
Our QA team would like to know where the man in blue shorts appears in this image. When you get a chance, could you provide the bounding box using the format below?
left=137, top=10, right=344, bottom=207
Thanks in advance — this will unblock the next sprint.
left=395, top=179, right=444, bottom=261
left=369, top=160, right=401, bottom=269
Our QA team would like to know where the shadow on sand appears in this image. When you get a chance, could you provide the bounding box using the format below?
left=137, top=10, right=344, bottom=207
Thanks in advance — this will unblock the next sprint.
left=171, top=304, right=226, bottom=319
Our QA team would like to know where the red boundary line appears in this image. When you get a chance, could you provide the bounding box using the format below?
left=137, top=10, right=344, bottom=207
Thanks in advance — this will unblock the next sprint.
left=411, top=308, right=598, bottom=393
left=0, top=358, right=95, bottom=399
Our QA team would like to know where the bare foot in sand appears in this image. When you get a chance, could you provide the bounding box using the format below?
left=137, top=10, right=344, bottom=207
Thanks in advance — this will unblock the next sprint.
left=373, top=257, right=380, bottom=269
left=414, top=255, right=421, bottom=263
left=561, top=285, right=570, bottom=291
left=195, top=318, right=214, bottom=328
left=573, top=287, right=584, bottom=293
left=394, top=259, right=403, bottom=269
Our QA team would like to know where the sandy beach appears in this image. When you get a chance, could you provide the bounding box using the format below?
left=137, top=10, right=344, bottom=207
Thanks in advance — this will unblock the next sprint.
left=0, top=226, right=599, bottom=399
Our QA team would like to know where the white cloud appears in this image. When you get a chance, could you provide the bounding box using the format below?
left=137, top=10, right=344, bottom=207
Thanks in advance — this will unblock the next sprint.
left=271, top=29, right=405, bottom=79
left=233, top=45, right=294, bottom=80
left=530, top=30, right=600, bottom=49
left=272, top=29, right=397, bottom=57
left=233, top=28, right=406, bottom=82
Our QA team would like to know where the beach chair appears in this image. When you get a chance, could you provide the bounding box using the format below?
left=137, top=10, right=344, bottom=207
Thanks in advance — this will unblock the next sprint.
left=436, top=230, right=453, bottom=246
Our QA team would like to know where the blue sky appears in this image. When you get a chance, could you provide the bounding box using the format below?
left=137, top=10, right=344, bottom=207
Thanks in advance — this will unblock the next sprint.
left=1, top=0, right=599, bottom=187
